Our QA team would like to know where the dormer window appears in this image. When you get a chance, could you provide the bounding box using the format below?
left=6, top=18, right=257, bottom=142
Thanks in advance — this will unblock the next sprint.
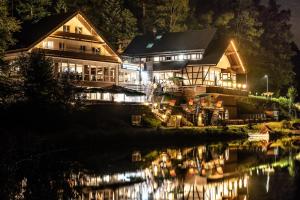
left=63, top=25, right=70, bottom=32
left=42, top=41, right=53, bottom=49
left=146, top=43, right=154, bottom=48
left=75, top=26, right=83, bottom=34
left=156, top=35, right=162, bottom=40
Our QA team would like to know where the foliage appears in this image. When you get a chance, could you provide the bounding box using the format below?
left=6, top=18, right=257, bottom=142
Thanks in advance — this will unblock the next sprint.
left=15, top=0, right=52, bottom=23
left=13, top=52, right=79, bottom=110
left=188, top=0, right=294, bottom=95
left=287, top=86, right=298, bottom=104
left=0, top=1, right=20, bottom=58
left=281, top=120, right=291, bottom=129
left=153, top=0, right=189, bottom=32
left=65, top=0, right=137, bottom=51
left=142, top=116, right=161, bottom=128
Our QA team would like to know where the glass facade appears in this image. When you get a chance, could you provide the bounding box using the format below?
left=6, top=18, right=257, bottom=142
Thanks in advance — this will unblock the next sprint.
left=57, top=62, right=116, bottom=82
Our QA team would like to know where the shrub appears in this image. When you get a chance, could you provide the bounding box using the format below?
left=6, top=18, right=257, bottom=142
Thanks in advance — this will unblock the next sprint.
left=281, top=120, right=291, bottom=129
left=142, top=116, right=161, bottom=128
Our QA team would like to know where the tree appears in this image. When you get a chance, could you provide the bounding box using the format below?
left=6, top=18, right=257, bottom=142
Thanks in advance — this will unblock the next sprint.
left=142, top=0, right=189, bottom=32
left=65, top=0, right=137, bottom=51
left=18, top=52, right=59, bottom=104
left=0, top=0, right=20, bottom=58
left=257, top=0, right=295, bottom=95
left=17, top=51, right=79, bottom=108
left=54, top=0, right=67, bottom=13
left=287, top=86, right=297, bottom=118
left=15, top=0, right=51, bottom=23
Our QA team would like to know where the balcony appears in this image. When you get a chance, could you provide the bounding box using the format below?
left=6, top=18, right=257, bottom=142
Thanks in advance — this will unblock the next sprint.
left=33, top=48, right=120, bottom=63
left=51, top=31, right=103, bottom=43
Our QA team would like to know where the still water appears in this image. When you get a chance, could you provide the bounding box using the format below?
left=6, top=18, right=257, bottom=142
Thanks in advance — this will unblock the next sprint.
left=13, top=137, right=300, bottom=200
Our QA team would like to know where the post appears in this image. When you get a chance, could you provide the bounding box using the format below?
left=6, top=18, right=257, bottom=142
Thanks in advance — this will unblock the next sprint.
left=266, top=76, right=269, bottom=93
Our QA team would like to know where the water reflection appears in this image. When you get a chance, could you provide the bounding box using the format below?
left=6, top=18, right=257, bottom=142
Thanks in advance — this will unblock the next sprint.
left=8, top=137, right=300, bottom=200
left=68, top=137, right=300, bottom=200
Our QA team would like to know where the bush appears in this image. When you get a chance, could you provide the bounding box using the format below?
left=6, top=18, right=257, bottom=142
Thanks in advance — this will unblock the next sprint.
left=142, top=116, right=161, bottom=128
left=181, top=117, right=193, bottom=126
left=281, top=120, right=291, bottom=129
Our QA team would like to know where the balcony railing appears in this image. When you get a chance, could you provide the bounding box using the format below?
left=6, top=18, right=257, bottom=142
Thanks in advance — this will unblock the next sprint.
left=163, top=85, right=248, bottom=96
left=33, top=48, right=119, bottom=63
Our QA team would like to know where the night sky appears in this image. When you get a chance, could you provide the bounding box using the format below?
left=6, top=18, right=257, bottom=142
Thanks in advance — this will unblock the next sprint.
left=278, top=0, right=300, bottom=46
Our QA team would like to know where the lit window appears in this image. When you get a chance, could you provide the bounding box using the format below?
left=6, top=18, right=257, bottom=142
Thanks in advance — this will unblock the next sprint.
left=178, top=54, right=184, bottom=61
left=146, top=43, right=154, bottom=48
left=154, top=57, right=159, bottom=62
left=63, top=25, right=70, bottom=32
left=75, top=26, right=83, bottom=34
left=42, top=41, right=54, bottom=49
left=76, top=65, right=83, bottom=73
left=191, top=54, right=197, bottom=60
left=69, top=64, right=76, bottom=72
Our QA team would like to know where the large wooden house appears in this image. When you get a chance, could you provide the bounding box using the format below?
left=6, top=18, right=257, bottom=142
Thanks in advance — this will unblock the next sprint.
left=123, top=29, right=249, bottom=119
left=4, top=11, right=136, bottom=101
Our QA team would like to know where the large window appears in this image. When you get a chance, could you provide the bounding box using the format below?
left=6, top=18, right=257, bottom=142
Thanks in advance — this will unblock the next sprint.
left=42, top=41, right=54, bottom=49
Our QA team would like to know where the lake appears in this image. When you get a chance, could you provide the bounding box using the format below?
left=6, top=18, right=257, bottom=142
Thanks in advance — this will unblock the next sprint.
left=3, top=136, right=300, bottom=200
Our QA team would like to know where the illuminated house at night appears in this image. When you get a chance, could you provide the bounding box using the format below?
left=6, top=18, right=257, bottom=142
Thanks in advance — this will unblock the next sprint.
left=4, top=11, right=140, bottom=101
left=123, top=30, right=249, bottom=120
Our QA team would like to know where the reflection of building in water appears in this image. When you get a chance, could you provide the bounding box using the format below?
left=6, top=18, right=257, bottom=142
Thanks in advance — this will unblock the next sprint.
left=73, top=145, right=250, bottom=200
left=75, top=174, right=248, bottom=200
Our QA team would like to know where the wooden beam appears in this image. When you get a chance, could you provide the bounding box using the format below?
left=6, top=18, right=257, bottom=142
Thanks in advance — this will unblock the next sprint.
left=202, top=66, right=211, bottom=83
left=195, top=65, right=202, bottom=85
left=185, top=67, right=192, bottom=85
left=225, top=51, right=236, bottom=56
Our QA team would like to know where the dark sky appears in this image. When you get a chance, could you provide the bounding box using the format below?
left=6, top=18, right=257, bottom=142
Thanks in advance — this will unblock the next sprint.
left=277, top=0, right=300, bottom=46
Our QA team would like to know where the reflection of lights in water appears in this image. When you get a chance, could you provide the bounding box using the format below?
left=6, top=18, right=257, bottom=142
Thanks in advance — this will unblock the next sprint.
left=244, top=175, right=248, bottom=187
left=153, top=165, right=158, bottom=176
left=225, top=148, right=230, bottom=161
left=239, top=179, right=243, bottom=188
left=266, top=172, right=270, bottom=193
left=176, top=150, right=182, bottom=160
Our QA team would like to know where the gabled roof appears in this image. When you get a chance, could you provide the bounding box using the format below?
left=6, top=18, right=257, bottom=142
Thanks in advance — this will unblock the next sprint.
left=123, top=29, right=217, bottom=56
left=188, top=36, right=229, bottom=65
left=7, top=11, right=120, bottom=61
left=8, top=12, right=76, bottom=51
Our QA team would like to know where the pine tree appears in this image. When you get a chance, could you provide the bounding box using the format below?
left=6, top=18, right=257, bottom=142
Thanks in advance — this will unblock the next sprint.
left=54, top=0, right=67, bottom=13
left=143, top=0, right=189, bottom=32
left=15, top=0, right=51, bottom=23
left=0, top=0, right=20, bottom=58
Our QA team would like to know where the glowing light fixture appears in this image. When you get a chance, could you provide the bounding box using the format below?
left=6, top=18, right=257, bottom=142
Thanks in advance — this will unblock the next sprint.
left=231, top=40, right=246, bottom=73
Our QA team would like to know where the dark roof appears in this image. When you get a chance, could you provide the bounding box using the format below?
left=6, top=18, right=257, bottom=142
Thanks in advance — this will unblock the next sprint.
left=188, top=36, right=229, bottom=65
left=152, top=61, right=188, bottom=71
left=8, top=11, right=77, bottom=51
left=124, top=29, right=217, bottom=56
